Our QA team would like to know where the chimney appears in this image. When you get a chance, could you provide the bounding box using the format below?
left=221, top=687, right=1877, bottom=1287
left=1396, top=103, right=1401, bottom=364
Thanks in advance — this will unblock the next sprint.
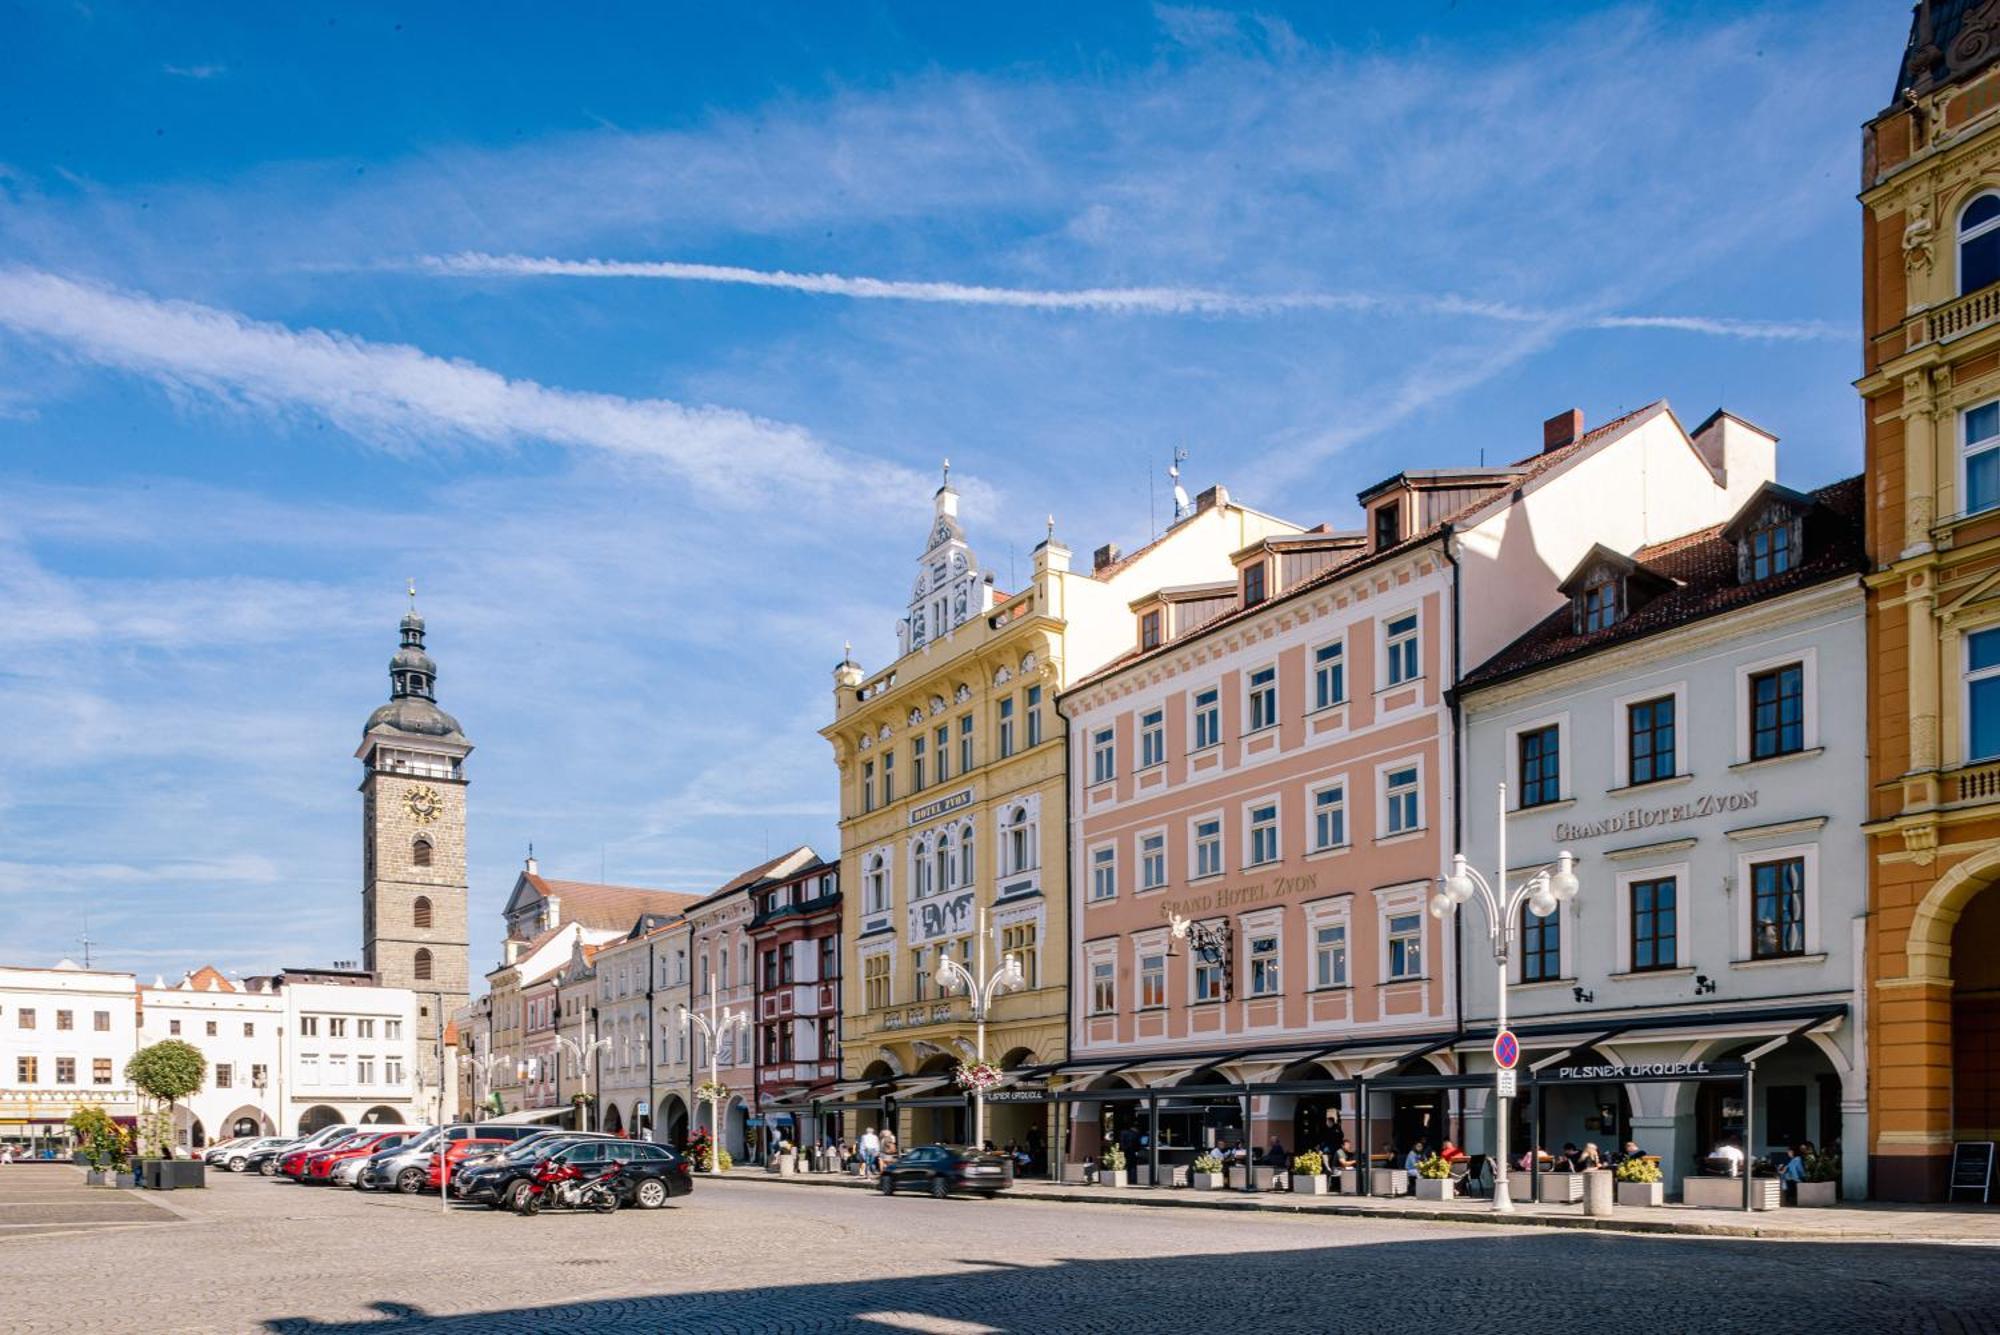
left=1195, top=484, right=1229, bottom=513
left=1093, top=543, right=1121, bottom=572
left=1543, top=408, right=1584, bottom=454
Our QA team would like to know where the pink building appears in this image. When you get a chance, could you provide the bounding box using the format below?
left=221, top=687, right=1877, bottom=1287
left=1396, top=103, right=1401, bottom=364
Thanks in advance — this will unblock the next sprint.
left=1056, top=405, right=1777, bottom=1177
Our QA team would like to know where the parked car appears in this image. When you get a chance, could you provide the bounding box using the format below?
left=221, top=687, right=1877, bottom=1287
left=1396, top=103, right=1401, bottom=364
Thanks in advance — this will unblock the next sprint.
left=198, top=1137, right=253, bottom=1163
left=426, top=1137, right=511, bottom=1192
left=210, top=1137, right=291, bottom=1172
left=327, top=1132, right=418, bottom=1186
left=453, top=1135, right=636, bottom=1209
left=876, top=1145, right=1014, bottom=1199
left=305, top=1131, right=411, bottom=1183
left=281, top=1130, right=368, bottom=1180
left=449, top=1131, right=623, bottom=1190
left=260, top=1125, right=358, bottom=1177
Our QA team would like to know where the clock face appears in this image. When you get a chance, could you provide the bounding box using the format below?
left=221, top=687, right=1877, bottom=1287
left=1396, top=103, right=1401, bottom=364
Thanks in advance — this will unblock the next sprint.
left=404, top=785, right=442, bottom=824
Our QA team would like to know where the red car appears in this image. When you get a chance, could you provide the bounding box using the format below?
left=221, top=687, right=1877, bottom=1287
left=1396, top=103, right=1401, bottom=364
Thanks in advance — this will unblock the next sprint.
left=427, top=1137, right=509, bottom=1192
left=303, top=1132, right=404, bottom=1183
left=282, top=1133, right=366, bottom=1180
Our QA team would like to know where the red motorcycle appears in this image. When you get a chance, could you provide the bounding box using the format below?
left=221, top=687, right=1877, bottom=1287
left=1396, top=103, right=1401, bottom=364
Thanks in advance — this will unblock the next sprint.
left=515, top=1156, right=625, bottom=1215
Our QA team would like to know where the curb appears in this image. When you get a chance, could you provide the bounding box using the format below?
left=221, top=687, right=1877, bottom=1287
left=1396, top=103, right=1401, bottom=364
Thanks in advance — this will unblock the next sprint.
left=709, top=1171, right=1960, bottom=1244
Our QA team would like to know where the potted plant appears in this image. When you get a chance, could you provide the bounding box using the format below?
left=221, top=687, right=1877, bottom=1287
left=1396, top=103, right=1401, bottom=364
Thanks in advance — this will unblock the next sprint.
left=1794, top=1152, right=1840, bottom=1207
left=1414, top=1153, right=1454, bottom=1201
left=125, top=1041, right=206, bottom=1189
left=1099, top=1143, right=1129, bottom=1187
left=67, top=1106, right=128, bottom=1186
left=1291, top=1149, right=1331, bottom=1195
left=1614, top=1156, right=1663, bottom=1207
left=1192, top=1151, right=1226, bottom=1191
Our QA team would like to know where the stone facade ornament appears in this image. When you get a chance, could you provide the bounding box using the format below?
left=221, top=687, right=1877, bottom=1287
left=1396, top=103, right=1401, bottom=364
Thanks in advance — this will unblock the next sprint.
left=1904, top=202, right=1936, bottom=273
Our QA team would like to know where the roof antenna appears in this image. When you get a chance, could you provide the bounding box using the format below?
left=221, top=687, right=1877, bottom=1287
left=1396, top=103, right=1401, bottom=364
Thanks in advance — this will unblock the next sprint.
left=1170, top=446, right=1191, bottom=522
left=407, top=576, right=418, bottom=612
left=78, top=917, right=95, bottom=969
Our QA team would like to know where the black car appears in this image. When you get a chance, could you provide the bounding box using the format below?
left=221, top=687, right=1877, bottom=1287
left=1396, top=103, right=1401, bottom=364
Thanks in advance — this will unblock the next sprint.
left=458, top=1138, right=692, bottom=1210
left=877, top=1145, right=1014, bottom=1199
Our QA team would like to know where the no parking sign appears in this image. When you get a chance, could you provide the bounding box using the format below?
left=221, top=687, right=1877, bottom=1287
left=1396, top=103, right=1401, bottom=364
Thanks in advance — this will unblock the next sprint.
left=1493, top=1029, right=1519, bottom=1070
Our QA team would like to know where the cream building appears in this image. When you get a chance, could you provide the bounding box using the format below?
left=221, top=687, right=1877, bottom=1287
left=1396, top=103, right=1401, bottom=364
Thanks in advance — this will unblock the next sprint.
left=823, top=469, right=1301, bottom=1157
left=0, top=962, right=141, bottom=1155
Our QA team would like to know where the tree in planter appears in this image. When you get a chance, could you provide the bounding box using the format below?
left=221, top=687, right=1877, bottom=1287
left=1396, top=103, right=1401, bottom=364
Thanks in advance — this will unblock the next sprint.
left=67, top=1105, right=129, bottom=1173
left=125, top=1040, right=206, bottom=1158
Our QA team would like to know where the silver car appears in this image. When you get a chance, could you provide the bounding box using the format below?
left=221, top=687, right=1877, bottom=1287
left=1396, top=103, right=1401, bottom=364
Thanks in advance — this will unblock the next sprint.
left=210, top=1137, right=292, bottom=1172
left=356, top=1127, right=443, bottom=1193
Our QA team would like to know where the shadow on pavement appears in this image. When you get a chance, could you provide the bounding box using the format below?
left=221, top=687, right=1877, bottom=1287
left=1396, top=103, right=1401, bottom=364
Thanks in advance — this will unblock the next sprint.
left=263, top=1232, right=2000, bottom=1334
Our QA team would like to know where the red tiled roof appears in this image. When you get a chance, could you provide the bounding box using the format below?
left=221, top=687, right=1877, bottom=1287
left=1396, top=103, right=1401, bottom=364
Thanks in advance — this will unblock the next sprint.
left=1460, top=476, right=1865, bottom=690
left=522, top=875, right=703, bottom=933
left=684, top=846, right=820, bottom=913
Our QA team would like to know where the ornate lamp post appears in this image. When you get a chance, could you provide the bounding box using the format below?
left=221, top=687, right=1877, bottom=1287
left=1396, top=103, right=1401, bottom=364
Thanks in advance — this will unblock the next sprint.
left=1428, top=782, right=1580, bottom=1213
left=678, top=977, right=748, bottom=1173
left=552, top=1030, right=613, bottom=1131
left=465, top=1041, right=507, bottom=1123
left=934, top=909, right=1024, bottom=1150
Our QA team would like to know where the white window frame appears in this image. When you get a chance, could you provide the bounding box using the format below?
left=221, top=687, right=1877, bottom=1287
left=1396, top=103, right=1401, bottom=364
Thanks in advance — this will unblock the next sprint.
left=1136, top=936, right=1168, bottom=1010
left=1376, top=883, right=1430, bottom=982
left=1245, top=661, right=1279, bottom=734
left=1311, top=636, right=1348, bottom=712
left=1138, top=707, right=1166, bottom=770
left=1381, top=608, right=1421, bottom=688
left=1090, top=726, right=1116, bottom=784
left=1309, top=909, right=1350, bottom=990
left=1187, top=921, right=1227, bottom=1003
left=1509, top=881, right=1572, bottom=986
left=1307, top=777, right=1348, bottom=853
left=1964, top=623, right=2000, bottom=764
left=1963, top=193, right=2000, bottom=296
left=1734, top=842, right=1823, bottom=961
left=1243, top=794, right=1282, bottom=868
left=1089, top=842, right=1119, bottom=902
left=1138, top=827, right=1168, bottom=891
left=1242, top=907, right=1284, bottom=998
left=1965, top=397, right=2000, bottom=519
left=1190, top=684, right=1222, bottom=752
left=1504, top=711, right=1571, bottom=810
left=1613, top=861, right=1691, bottom=975
left=1376, top=756, right=1425, bottom=839
left=1612, top=681, right=1689, bottom=789
left=1190, top=811, right=1225, bottom=881
left=1088, top=951, right=1118, bottom=1016
left=1734, top=647, right=1818, bottom=763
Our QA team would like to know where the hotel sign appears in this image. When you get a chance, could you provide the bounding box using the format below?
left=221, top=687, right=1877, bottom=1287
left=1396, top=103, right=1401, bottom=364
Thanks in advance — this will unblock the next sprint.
left=910, top=788, right=974, bottom=826
left=1554, top=790, right=1758, bottom=843
left=1158, top=873, right=1318, bottom=923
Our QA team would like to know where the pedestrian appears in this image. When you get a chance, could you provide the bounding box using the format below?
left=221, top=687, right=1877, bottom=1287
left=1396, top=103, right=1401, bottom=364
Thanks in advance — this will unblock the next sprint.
left=859, top=1126, right=881, bottom=1175
left=0, top=1144, right=12, bottom=1165
left=881, top=1128, right=899, bottom=1164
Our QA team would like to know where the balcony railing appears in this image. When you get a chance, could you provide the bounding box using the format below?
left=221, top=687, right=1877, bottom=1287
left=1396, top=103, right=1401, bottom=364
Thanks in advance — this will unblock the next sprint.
left=1952, top=760, right=2000, bottom=803
left=1918, top=284, right=2000, bottom=348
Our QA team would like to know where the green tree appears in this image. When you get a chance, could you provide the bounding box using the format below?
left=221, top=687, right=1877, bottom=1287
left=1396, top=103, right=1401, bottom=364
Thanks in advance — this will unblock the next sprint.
left=124, top=1040, right=207, bottom=1157
left=66, top=1104, right=129, bottom=1170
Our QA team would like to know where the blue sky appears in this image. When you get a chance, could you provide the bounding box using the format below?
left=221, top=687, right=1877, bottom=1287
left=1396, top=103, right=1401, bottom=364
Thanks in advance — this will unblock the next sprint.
left=0, top=1, right=1902, bottom=980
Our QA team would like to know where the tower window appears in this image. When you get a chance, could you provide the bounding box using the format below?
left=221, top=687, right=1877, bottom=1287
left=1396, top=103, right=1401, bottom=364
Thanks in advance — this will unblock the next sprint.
left=413, top=896, right=433, bottom=929
left=412, top=837, right=433, bottom=868
left=414, top=948, right=434, bottom=982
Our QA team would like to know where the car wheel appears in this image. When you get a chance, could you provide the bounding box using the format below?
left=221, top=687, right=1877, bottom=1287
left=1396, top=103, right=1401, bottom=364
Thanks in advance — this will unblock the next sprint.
left=878, top=1175, right=896, bottom=1195
left=398, top=1167, right=427, bottom=1194
left=929, top=1176, right=949, bottom=1200
left=634, top=1178, right=668, bottom=1210
left=258, top=1160, right=278, bottom=1177
left=228, top=1157, right=248, bottom=1172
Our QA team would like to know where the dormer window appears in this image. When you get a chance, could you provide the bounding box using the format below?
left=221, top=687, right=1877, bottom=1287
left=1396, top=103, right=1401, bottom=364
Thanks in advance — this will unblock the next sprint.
left=1578, top=569, right=1621, bottom=632
left=1243, top=562, right=1267, bottom=607
left=1373, top=503, right=1401, bottom=551
left=1141, top=609, right=1162, bottom=650
left=1745, top=518, right=1794, bottom=580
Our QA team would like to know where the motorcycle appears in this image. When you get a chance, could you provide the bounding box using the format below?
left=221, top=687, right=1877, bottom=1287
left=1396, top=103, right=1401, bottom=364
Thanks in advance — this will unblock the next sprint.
left=515, top=1157, right=625, bottom=1215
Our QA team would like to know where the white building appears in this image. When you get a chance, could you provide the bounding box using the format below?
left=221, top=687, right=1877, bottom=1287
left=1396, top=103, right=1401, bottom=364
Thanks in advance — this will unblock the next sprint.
left=590, top=912, right=691, bottom=1143
left=1457, top=472, right=1869, bottom=1197
left=138, top=965, right=424, bottom=1144
left=0, top=962, right=141, bottom=1155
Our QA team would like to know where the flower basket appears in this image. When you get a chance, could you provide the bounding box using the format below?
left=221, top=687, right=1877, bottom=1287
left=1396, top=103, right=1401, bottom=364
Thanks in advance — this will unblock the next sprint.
left=953, top=1062, right=1003, bottom=1093
left=1192, top=1153, right=1224, bottom=1190
left=1098, top=1145, right=1128, bottom=1187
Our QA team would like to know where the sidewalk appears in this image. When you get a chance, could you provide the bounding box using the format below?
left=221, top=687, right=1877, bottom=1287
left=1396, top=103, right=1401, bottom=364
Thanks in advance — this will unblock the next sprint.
left=717, top=1166, right=2000, bottom=1243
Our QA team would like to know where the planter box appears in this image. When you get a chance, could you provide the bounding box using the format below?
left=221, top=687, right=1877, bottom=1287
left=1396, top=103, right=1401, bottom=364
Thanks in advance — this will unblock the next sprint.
left=1794, top=1180, right=1838, bottom=1207
left=1338, top=1167, right=1360, bottom=1195
left=1414, top=1176, right=1453, bottom=1201
left=164, top=1159, right=206, bottom=1189
left=1063, top=1162, right=1092, bottom=1184
left=1251, top=1166, right=1288, bottom=1191
left=139, top=1159, right=168, bottom=1190
left=1098, top=1167, right=1129, bottom=1188
left=1535, top=1172, right=1584, bottom=1204
left=1369, top=1167, right=1407, bottom=1197
left=1682, top=1175, right=1781, bottom=1210
left=1615, top=1180, right=1664, bottom=1207
left=1158, top=1163, right=1189, bottom=1187
left=1293, top=1174, right=1332, bottom=1195
left=776, top=1154, right=798, bottom=1177
left=85, top=1169, right=112, bottom=1186
left=1192, top=1171, right=1225, bottom=1190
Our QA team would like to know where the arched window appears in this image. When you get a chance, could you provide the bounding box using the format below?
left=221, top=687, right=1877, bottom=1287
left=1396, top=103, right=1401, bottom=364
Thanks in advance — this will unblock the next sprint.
left=412, top=837, right=433, bottom=868
left=412, top=896, right=433, bottom=929
left=935, top=831, right=954, bottom=891
left=1963, top=193, right=2000, bottom=295
left=413, top=947, right=433, bottom=981
left=1003, top=805, right=1034, bottom=875
left=958, top=822, right=975, bottom=888
left=865, top=853, right=888, bottom=915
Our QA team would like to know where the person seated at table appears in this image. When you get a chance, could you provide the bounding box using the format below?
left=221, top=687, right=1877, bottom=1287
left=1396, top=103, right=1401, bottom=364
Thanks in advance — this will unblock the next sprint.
left=1330, top=1140, right=1355, bottom=1170
left=1438, top=1140, right=1467, bottom=1164
left=1517, top=1144, right=1548, bottom=1173
left=1552, top=1142, right=1581, bottom=1172
left=1781, top=1141, right=1814, bottom=1183
left=1708, top=1139, right=1745, bottom=1177
left=1260, top=1139, right=1289, bottom=1167
left=1613, top=1139, right=1645, bottom=1164
left=1403, top=1138, right=1427, bottom=1191
left=1576, top=1143, right=1604, bottom=1170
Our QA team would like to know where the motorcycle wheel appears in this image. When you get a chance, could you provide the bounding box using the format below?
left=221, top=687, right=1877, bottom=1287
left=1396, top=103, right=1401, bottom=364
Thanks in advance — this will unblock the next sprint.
left=503, top=1180, right=533, bottom=1212
left=591, top=1191, right=618, bottom=1214
left=518, top=1191, right=543, bottom=1217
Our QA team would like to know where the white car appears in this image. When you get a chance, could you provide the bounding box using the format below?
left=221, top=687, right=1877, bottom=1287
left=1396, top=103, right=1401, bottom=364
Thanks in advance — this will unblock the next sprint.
left=211, top=1137, right=292, bottom=1172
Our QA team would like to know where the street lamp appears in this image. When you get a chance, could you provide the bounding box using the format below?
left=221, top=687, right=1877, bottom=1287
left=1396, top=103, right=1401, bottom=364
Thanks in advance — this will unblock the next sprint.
left=934, top=909, right=1025, bottom=1150
left=1428, top=781, right=1580, bottom=1214
left=678, top=977, right=749, bottom=1174
left=552, top=1030, right=613, bottom=1131
left=465, top=1042, right=507, bottom=1123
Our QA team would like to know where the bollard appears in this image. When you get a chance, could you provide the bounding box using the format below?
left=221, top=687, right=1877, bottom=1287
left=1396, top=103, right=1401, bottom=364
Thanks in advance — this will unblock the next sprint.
left=1583, top=1168, right=1613, bottom=1217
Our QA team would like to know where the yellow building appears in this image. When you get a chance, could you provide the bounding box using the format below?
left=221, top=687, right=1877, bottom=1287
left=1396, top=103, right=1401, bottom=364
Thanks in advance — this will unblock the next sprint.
left=822, top=467, right=1297, bottom=1158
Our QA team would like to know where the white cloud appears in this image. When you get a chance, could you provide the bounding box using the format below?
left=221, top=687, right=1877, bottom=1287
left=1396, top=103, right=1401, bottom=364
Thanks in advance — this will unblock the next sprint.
left=162, top=63, right=227, bottom=80
left=0, top=267, right=914, bottom=504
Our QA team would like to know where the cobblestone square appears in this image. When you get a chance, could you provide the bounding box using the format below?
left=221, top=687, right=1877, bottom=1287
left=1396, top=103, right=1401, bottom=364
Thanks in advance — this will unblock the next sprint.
left=7, top=1168, right=2000, bottom=1333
